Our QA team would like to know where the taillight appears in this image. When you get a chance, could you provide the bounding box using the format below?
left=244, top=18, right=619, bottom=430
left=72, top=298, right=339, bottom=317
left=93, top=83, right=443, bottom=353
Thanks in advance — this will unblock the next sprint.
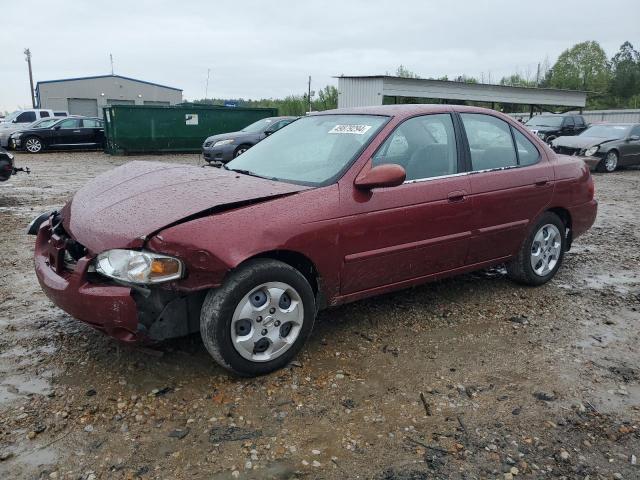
left=587, top=175, right=595, bottom=200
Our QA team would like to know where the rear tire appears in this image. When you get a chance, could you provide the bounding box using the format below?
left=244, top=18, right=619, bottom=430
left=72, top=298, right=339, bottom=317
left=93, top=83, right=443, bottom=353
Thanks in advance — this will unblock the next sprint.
left=507, top=212, right=566, bottom=286
left=200, top=259, right=316, bottom=376
left=24, top=136, right=43, bottom=154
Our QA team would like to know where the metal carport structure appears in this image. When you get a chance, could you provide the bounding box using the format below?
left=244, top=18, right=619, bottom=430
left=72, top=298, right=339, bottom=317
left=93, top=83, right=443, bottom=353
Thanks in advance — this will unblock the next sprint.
left=336, top=76, right=587, bottom=117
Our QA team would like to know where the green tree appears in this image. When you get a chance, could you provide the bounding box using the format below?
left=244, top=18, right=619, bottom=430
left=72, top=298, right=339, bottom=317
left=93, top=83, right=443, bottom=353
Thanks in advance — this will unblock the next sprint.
left=548, top=41, right=610, bottom=94
left=395, top=65, right=421, bottom=79
left=499, top=74, right=536, bottom=87
left=609, top=41, right=640, bottom=107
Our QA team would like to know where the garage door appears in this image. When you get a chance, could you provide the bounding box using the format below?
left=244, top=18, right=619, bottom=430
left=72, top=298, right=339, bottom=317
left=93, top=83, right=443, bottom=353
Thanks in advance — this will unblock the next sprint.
left=68, top=98, right=98, bottom=117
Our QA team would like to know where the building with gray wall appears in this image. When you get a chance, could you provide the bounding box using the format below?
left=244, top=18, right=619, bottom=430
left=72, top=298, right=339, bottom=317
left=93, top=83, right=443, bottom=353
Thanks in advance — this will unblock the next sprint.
left=337, top=75, right=587, bottom=112
left=36, top=74, right=182, bottom=117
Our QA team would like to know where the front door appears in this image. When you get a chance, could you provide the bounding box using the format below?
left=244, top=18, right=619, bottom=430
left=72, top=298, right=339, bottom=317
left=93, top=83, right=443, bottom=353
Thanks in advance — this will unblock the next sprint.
left=458, top=113, right=554, bottom=264
left=51, top=118, right=89, bottom=147
left=339, top=113, right=473, bottom=295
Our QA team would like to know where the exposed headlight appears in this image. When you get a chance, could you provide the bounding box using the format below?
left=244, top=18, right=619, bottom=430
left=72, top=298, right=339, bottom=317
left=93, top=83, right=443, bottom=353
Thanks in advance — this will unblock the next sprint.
left=213, top=139, right=234, bottom=147
left=537, top=132, right=545, bottom=139
left=584, top=146, right=599, bottom=157
left=95, top=249, right=184, bottom=285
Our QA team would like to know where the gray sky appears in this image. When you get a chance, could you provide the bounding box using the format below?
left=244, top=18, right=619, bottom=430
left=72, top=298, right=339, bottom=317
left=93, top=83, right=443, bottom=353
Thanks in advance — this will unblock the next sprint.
left=2, top=0, right=638, bottom=112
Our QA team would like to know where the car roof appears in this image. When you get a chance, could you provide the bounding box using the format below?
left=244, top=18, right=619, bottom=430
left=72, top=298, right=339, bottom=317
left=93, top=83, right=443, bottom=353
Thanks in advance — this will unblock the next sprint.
left=312, top=104, right=519, bottom=119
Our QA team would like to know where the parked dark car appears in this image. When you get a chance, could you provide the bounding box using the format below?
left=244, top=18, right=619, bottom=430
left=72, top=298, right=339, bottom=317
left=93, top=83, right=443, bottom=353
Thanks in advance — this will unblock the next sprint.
left=202, top=116, right=297, bottom=163
left=13, top=117, right=105, bottom=153
left=525, top=114, right=588, bottom=144
left=0, top=147, right=29, bottom=181
left=29, top=105, right=597, bottom=376
left=551, top=123, right=640, bottom=172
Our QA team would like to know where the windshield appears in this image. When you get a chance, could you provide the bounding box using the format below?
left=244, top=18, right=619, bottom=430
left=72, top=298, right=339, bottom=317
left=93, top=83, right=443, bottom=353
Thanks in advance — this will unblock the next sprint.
left=579, top=125, right=630, bottom=139
left=3, top=111, right=20, bottom=123
left=30, top=118, right=59, bottom=129
left=242, top=118, right=276, bottom=133
left=226, top=114, right=389, bottom=186
left=525, top=116, right=564, bottom=128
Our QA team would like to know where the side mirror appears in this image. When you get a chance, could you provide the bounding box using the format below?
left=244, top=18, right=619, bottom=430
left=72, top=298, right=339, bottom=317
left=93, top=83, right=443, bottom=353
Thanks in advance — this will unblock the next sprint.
left=628, top=135, right=640, bottom=142
left=264, top=129, right=275, bottom=136
left=11, top=119, right=17, bottom=123
left=355, top=164, right=406, bottom=190
left=54, top=125, right=61, bottom=130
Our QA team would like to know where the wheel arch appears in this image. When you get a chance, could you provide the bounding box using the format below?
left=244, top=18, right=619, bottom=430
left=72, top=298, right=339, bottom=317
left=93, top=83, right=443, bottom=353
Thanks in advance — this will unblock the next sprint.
left=546, top=206, right=573, bottom=250
left=238, top=249, right=324, bottom=306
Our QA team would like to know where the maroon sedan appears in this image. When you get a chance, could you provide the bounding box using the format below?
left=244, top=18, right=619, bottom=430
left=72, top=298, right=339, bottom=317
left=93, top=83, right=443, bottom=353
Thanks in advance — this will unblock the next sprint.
left=29, top=105, right=597, bottom=376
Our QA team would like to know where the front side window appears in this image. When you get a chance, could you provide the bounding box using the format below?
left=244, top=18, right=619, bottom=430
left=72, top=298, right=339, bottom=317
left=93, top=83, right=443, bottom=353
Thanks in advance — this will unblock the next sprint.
left=225, top=114, right=388, bottom=186
left=574, top=116, right=585, bottom=127
left=630, top=125, right=640, bottom=137
left=564, top=116, right=575, bottom=127
left=461, top=113, right=517, bottom=170
left=372, top=114, right=458, bottom=181
left=16, top=111, right=37, bottom=123
left=58, top=118, right=81, bottom=129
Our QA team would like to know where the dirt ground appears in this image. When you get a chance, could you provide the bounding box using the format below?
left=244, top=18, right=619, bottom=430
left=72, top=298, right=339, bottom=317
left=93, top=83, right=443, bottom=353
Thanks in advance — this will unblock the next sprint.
left=1, top=151, right=639, bottom=480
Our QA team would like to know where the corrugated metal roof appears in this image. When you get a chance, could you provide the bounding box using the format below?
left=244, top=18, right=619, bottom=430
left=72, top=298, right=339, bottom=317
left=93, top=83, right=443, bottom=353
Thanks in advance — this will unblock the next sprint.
left=35, top=74, right=182, bottom=92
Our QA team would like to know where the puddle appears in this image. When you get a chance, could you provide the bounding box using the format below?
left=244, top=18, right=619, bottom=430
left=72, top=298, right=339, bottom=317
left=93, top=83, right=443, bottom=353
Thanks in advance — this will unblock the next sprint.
left=0, top=374, right=53, bottom=406
left=560, top=270, right=640, bottom=295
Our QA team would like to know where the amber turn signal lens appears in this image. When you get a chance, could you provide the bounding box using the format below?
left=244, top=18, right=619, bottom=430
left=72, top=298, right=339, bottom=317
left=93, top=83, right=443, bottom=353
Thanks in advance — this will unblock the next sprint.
left=150, top=258, right=181, bottom=276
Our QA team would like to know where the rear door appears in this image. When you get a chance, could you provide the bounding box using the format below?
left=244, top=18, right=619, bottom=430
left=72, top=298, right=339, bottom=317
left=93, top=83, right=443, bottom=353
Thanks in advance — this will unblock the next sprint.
left=82, top=118, right=105, bottom=146
left=621, top=125, right=640, bottom=165
left=339, top=113, right=473, bottom=294
left=459, top=113, right=554, bottom=264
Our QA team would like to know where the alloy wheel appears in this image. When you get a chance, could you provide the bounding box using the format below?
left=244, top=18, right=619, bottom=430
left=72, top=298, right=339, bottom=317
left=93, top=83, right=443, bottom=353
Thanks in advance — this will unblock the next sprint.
left=230, top=282, right=304, bottom=362
left=604, top=152, right=618, bottom=172
left=530, top=224, right=562, bottom=277
left=25, top=138, right=42, bottom=153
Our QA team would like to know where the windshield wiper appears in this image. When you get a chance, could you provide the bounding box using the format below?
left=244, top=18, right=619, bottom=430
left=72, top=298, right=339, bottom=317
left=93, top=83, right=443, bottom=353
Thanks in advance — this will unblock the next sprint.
left=224, top=165, right=280, bottom=181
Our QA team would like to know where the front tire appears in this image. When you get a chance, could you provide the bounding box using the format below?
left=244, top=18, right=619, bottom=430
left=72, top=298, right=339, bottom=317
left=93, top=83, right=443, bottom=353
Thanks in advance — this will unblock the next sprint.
left=200, top=259, right=316, bottom=376
left=233, top=145, right=251, bottom=158
left=24, top=136, right=44, bottom=154
left=596, top=151, right=618, bottom=173
left=507, top=212, right=565, bottom=286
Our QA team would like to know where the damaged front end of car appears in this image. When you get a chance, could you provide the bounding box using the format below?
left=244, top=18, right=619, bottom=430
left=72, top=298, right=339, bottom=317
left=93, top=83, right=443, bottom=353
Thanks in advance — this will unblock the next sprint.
left=29, top=210, right=206, bottom=343
left=0, top=148, right=29, bottom=182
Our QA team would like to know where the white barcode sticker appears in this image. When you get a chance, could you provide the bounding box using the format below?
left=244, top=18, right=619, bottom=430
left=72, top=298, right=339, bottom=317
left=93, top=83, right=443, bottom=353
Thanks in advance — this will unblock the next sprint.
left=328, top=124, right=372, bottom=135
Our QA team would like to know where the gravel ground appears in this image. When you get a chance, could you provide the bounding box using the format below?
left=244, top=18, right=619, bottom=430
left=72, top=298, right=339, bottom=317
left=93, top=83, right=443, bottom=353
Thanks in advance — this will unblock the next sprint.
left=1, top=151, right=639, bottom=480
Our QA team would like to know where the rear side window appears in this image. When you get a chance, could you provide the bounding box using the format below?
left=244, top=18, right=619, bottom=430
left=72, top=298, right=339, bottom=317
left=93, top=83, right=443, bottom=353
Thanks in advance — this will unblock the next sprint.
left=512, top=129, right=540, bottom=166
left=16, top=111, right=37, bottom=123
left=373, top=114, right=458, bottom=181
left=82, top=119, right=102, bottom=128
left=460, top=113, right=517, bottom=170
left=40, top=111, right=50, bottom=118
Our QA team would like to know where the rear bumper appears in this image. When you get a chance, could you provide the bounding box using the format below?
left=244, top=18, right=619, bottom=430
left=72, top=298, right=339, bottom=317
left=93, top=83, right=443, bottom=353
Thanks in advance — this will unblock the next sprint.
left=34, top=222, right=144, bottom=343
left=569, top=199, right=598, bottom=240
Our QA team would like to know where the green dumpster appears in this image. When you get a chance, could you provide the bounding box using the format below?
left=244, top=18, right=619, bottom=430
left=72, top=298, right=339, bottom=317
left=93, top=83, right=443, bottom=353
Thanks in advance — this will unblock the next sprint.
left=103, top=104, right=278, bottom=155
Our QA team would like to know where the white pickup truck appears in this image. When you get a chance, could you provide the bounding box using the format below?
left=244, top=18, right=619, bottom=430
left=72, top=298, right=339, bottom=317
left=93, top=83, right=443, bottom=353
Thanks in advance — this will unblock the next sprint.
left=0, top=109, right=68, bottom=147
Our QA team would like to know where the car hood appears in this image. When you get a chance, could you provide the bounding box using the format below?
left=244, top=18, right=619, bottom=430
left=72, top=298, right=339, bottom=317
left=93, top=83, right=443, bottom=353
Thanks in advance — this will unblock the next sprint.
left=204, top=131, right=257, bottom=144
left=62, top=161, right=310, bottom=253
left=551, top=136, right=617, bottom=149
left=525, top=126, right=557, bottom=133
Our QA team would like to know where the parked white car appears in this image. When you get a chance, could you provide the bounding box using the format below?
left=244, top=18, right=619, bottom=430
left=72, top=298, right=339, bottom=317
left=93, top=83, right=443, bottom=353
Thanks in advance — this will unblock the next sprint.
left=0, top=109, right=57, bottom=147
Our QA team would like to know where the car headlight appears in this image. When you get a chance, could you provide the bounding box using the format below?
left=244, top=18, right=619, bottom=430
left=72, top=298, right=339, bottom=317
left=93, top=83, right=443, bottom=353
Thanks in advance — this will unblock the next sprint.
left=213, top=139, right=234, bottom=147
left=95, top=249, right=184, bottom=284
left=584, top=146, right=599, bottom=157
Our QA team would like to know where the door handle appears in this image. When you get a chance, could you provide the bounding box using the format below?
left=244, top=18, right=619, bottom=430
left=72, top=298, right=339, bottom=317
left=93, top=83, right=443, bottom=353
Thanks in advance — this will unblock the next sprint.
left=447, top=190, right=466, bottom=202
left=534, top=177, right=549, bottom=186
left=72, top=130, right=81, bottom=133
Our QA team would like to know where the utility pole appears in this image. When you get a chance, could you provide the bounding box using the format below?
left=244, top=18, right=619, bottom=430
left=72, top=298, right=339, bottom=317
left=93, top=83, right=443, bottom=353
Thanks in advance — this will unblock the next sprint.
left=110, top=53, right=114, bottom=75
left=536, top=62, right=540, bottom=86
left=24, top=48, right=36, bottom=108
left=307, top=76, right=311, bottom=113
